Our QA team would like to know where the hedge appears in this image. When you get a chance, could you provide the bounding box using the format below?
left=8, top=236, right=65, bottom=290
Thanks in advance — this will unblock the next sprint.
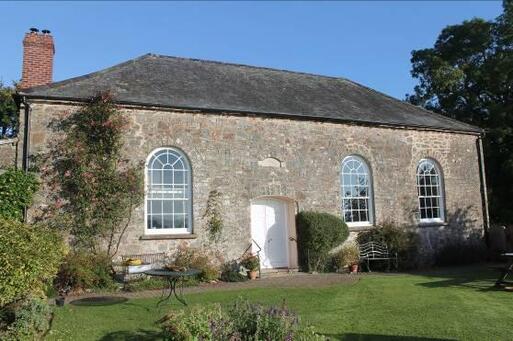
left=0, top=169, right=39, bottom=221
left=296, top=211, right=348, bottom=272
left=0, top=219, right=66, bottom=306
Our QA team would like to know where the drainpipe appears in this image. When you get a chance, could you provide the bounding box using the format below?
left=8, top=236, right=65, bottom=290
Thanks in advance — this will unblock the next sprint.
left=21, top=97, right=31, bottom=172
left=21, top=96, right=31, bottom=222
left=477, top=135, right=490, bottom=242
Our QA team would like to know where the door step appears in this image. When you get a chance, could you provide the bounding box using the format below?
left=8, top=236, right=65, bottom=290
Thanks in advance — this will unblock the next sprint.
left=259, top=268, right=299, bottom=278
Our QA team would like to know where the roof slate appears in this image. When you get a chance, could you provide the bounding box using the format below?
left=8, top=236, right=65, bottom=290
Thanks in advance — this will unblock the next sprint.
left=19, top=54, right=482, bottom=133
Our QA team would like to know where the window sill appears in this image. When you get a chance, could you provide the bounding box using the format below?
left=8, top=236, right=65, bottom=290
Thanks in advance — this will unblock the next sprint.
left=348, top=224, right=375, bottom=232
left=140, top=234, right=197, bottom=240
left=417, top=222, right=448, bottom=228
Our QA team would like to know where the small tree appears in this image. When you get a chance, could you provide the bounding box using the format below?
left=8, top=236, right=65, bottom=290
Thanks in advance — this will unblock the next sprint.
left=40, top=92, right=143, bottom=257
left=0, top=82, right=18, bottom=139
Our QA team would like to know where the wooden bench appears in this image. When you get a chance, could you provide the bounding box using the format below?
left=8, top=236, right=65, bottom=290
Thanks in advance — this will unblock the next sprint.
left=359, top=242, right=398, bottom=272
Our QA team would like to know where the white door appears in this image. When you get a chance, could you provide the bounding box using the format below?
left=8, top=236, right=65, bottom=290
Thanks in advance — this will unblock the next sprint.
left=251, top=199, right=289, bottom=269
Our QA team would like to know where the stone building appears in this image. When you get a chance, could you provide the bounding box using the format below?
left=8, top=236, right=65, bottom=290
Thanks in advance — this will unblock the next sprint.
left=4, top=30, right=489, bottom=268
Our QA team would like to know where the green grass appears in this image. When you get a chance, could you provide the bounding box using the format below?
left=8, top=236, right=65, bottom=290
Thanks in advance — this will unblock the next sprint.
left=47, top=265, right=513, bottom=340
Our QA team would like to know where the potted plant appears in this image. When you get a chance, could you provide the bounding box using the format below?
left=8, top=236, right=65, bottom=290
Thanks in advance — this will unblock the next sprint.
left=241, top=254, right=259, bottom=280
left=54, top=276, right=71, bottom=307
left=334, top=242, right=360, bottom=273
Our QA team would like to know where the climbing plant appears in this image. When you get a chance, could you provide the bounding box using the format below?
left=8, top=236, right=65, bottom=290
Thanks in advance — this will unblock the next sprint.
left=203, top=190, right=224, bottom=242
left=38, top=92, right=143, bottom=257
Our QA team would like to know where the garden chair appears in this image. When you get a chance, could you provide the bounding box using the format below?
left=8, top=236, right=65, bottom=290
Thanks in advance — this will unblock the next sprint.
left=119, top=252, right=166, bottom=284
left=359, top=241, right=398, bottom=272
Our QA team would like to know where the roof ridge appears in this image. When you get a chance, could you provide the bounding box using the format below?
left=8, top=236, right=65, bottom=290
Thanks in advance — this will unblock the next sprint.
left=147, top=53, right=346, bottom=81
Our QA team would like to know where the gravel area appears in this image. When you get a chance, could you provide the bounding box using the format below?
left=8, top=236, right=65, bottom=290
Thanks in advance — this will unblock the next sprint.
left=62, top=272, right=360, bottom=303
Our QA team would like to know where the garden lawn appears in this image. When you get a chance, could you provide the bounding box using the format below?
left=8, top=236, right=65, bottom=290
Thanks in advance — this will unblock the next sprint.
left=47, top=265, right=513, bottom=341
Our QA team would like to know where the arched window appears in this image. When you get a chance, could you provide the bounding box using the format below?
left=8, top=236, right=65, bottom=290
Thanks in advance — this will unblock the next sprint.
left=146, top=147, right=192, bottom=234
left=416, top=159, right=445, bottom=223
left=341, top=155, right=374, bottom=226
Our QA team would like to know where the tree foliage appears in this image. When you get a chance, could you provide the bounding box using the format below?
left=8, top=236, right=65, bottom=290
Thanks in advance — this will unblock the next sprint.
left=0, top=82, right=18, bottom=139
left=408, top=0, right=513, bottom=223
left=38, top=92, right=143, bottom=257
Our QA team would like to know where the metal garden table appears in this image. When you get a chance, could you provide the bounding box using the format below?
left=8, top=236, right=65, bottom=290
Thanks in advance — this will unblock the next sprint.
left=495, top=253, right=513, bottom=287
left=144, top=268, right=200, bottom=306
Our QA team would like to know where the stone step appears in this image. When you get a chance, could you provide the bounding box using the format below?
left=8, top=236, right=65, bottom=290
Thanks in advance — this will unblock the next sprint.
left=259, top=268, right=299, bottom=278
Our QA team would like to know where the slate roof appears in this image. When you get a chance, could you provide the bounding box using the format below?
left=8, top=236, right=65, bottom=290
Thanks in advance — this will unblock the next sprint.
left=19, top=54, right=482, bottom=134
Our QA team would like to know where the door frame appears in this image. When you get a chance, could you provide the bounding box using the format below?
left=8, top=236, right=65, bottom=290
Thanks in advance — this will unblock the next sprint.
left=250, top=196, right=298, bottom=269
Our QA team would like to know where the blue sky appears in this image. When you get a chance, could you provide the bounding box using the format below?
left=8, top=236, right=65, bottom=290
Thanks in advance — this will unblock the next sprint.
left=0, top=1, right=503, bottom=99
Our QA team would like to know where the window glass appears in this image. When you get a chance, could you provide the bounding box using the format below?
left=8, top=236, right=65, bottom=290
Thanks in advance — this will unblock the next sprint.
left=146, top=148, right=192, bottom=234
left=341, top=155, right=374, bottom=226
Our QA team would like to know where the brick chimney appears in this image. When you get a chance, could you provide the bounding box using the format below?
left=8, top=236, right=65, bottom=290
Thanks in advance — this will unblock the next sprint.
left=19, top=28, right=55, bottom=89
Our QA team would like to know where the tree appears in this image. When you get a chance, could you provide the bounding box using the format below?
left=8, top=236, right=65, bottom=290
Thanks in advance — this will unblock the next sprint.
left=38, top=92, right=143, bottom=257
left=408, top=0, right=513, bottom=223
left=0, top=82, right=18, bottom=139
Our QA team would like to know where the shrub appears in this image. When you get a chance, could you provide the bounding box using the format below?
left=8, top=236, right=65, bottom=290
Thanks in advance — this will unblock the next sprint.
left=220, top=261, right=247, bottom=283
left=55, top=250, right=116, bottom=294
left=159, top=304, right=232, bottom=341
left=357, top=221, right=420, bottom=270
left=0, top=219, right=66, bottom=306
left=240, top=254, right=259, bottom=271
left=333, top=242, right=360, bottom=271
left=228, top=299, right=300, bottom=340
left=0, top=169, right=39, bottom=221
left=158, top=299, right=325, bottom=341
left=296, top=211, right=349, bottom=272
left=435, top=240, right=487, bottom=266
left=0, top=297, right=52, bottom=340
left=220, top=270, right=247, bottom=283
left=172, top=245, right=221, bottom=282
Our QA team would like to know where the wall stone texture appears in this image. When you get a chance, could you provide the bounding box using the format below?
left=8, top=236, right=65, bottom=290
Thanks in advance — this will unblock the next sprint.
left=22, top=101, right=486, bottom=264
left=0, top=138, right=18, bottom=170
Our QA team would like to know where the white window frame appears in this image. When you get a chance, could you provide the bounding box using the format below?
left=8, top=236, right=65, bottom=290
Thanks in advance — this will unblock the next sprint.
left=144, top=147, right=192, bottom=235
left=340, top=155, right=374, bottom=228
left=416, top=158, right=445, bottom=224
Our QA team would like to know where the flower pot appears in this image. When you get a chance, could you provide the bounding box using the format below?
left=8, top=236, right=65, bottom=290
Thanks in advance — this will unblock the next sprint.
left=55, top=296, right=65, bottom=307
left=247, top=270, right=258, bottom=280
left=350, top=264, right=359, bottom=273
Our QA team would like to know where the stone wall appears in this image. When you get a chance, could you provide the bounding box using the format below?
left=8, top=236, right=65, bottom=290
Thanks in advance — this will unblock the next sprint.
left=0, top=138, right=18, bottom=170
left=22, top=101, right=486, bottom=263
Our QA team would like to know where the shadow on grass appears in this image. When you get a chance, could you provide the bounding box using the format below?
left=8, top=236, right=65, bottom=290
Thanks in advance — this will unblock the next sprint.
left=412, top=264, right=504, bottom=292
left=69, top=296, right=129, bottom=306
left=98, top=329, right=163, bottom=341
left=329, top=333, right=455, bottom=341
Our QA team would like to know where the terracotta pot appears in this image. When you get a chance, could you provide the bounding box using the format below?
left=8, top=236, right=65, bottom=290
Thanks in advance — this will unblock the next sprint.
left=350, top=264, right=359, bottom=273
left=247, top=270, right=258, bottom=280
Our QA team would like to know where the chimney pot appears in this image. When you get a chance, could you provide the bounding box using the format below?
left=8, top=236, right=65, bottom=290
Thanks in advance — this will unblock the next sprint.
left=29, top=27, right=39, bottom=33
left=42, top=29, right=50, bottom=34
